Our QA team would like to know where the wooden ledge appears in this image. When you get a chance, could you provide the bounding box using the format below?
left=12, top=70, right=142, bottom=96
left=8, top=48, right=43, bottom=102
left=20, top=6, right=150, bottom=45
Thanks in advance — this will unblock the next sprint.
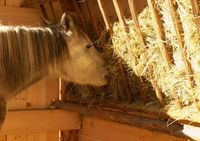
left=0, top=109, right=81, bottom=134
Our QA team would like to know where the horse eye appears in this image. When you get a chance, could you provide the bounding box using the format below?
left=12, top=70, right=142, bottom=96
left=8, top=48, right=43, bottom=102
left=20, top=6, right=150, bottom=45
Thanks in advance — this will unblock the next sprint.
left=86, top=44, right=92, bottom=49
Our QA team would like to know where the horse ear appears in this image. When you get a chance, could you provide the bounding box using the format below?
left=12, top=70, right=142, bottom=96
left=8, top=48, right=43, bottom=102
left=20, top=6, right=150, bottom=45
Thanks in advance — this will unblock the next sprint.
left=60, top=12, right=74, bottom=30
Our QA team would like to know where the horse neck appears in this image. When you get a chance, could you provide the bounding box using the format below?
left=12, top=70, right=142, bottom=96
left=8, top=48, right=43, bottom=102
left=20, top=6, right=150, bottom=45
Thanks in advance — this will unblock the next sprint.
left=0, top=26, right=67, bottom=99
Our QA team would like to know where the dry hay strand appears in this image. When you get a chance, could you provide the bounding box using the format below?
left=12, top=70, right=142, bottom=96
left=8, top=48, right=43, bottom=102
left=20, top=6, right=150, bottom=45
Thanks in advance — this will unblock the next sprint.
left=112, top=0, right=200, bottom=111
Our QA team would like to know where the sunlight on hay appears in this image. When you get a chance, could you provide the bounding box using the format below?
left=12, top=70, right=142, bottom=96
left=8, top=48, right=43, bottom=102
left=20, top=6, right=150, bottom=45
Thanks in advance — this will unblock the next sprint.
left=112, top=0, right=200, bottom=111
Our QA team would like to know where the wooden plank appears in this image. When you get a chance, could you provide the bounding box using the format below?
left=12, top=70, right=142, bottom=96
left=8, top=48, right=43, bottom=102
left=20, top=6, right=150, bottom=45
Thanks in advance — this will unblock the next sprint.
left=127, top=0, right=147, bottom=102
left=52, top=101, right=184, bottom=136
left=190, top=0, right=200, bottom=28
left=40, top=4, right=49, bottom=20
left=0, top=136, right=6, bottom=141
left=86, top=0, right=100, bottom=36
left=112, top=0, right=126, bottom=27
left=7, top=90, right=27, bottom=110
left=167, top=0, right=194, bottom=88
left=27, top=133, right=46, bottom=141
left=27, top=132, right=58, bottom=141
left=71, top=0, right=86, bottom=29
left=1, top=110, right=80, bottom=134
left=26, top=80, right=46, bottom=109
left=0, top=0, right=5, bottom=6
left=46, top=131, right=59, bottom=141
left=20, top=0, right=58, bottom=7
left=7, top=135, right=27, bottom=141
left=127, top=0, right=163, bottom=105
left=80, top=117, right=187, bottom=141
left=52, top=1, right=62, bottom=18
left=96, top=0, right=111, bottom=30
left=0, top=7, right=42, bottom=25
left=147, top=0, right=181, bottom=108
left=6, top=0, right=22, bottom=6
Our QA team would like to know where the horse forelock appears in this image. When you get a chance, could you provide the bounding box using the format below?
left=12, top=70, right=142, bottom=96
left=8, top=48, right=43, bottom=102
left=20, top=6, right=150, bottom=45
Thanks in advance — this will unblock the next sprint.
left=0, top=25, right=68, bottom=94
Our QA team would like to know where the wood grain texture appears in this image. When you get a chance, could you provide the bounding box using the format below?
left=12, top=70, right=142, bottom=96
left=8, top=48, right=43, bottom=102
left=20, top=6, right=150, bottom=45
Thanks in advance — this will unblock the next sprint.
left=0, top=7, right=42, bottom=25
left=1, top=110, right=80, bottom=134
left=79, top=117, right=187, bottom=141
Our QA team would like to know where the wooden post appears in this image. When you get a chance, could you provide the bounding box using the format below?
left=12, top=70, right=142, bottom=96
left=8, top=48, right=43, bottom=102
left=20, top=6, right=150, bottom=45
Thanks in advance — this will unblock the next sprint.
left=85, top=0, right=100, bottom=36
left=147, top=0, right=174, bottom=70
left=111, top=0, right=134, bottom=102
left=190, top=0, right=200, bottom=28
left=126, top=0, right=148, bottom=102
left=40, top=4, right=49, bottom=20
left=112, top=0, right=126, bottom=28
left=147, top=0, right=182, bottom=108
left=167, top=0, right=194, bottom=88
left=97, top=0, right=133, bottom=102
left=128, top=0, right=164, bottom=105
left=71, top=0, right=86, bottom=29
left=49, top=2, right=57, bottom=22
left=97, top=0, right=111, bottom=31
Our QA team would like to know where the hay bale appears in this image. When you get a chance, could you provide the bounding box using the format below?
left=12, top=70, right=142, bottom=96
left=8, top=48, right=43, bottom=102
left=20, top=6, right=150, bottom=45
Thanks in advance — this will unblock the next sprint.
left=112, top=0, right=200, bottom=109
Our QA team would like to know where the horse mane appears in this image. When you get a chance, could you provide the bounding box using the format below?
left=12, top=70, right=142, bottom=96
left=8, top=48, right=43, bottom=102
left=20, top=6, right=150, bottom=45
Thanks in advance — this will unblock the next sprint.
left=0, top=25, right=68, bottom=93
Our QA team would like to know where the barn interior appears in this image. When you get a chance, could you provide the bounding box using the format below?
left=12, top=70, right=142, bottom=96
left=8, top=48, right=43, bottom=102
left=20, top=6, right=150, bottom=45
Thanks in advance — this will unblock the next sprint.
left=1, top=0, right=200, bottom=141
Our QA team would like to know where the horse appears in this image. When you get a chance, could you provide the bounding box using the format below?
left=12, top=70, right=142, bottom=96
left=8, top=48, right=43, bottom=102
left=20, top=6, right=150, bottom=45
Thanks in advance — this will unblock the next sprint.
left=0, top=12, right=107, bottom=128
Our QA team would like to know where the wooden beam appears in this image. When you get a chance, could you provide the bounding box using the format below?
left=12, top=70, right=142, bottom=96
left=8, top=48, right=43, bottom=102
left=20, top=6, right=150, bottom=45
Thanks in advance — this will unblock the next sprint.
left=96, top=0, right=133, bottom=102
left=86, top=0, right=100, bottom=36
left=0, top=109, right=80, bottom=134
left=147, top=0, right=181, bottom=108
left=112, top=0, right=126, bottom=27
left=127, top=0, right=163, bottom=105
left=96, top=0, right=111, bottom=31
left=20, top=0, right=59, bottom=7
left=52, top=101, right=185, bottom=137
left=167, top=0, right=194, bottom=87
left=190, top=0, right=200, bottom=28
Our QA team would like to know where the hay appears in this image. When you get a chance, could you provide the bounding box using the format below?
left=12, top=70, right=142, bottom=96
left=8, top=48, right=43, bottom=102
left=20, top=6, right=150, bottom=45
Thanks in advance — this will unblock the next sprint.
left=112, top=0, right=200, bottom=109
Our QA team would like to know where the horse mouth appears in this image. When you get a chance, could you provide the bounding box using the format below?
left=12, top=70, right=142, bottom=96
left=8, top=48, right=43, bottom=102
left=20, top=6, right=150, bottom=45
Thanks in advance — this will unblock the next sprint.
left=94, top=69, right=108, bottom=86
